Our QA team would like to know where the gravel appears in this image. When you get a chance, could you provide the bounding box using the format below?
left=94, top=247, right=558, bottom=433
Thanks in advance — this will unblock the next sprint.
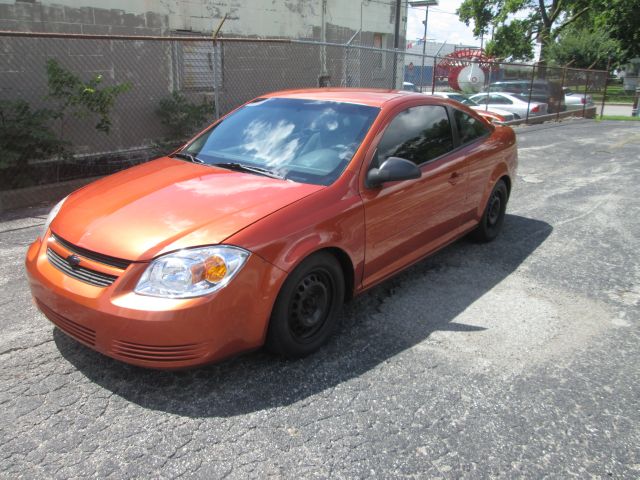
left=1, top=119, right=639, bottom=478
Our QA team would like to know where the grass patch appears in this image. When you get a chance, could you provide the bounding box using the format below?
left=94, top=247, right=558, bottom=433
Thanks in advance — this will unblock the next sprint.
left=597, top=115, right=640, bottom=121
left=592, top=85, right=636, bottom=104
left=565, top=85, right=636, bottom=104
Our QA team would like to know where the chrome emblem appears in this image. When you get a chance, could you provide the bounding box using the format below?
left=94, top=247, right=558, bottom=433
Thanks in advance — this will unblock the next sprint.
left=67, top=254, right=81, bottom=268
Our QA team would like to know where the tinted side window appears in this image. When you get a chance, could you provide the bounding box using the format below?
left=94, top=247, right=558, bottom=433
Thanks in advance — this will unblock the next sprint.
left=377, top=106, right=454, bottom=166
left=454, top=110, right=489, bottom=145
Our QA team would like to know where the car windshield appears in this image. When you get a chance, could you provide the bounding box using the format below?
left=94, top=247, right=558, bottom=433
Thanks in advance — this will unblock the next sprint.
left=183, top=98, right=379, bottom=186
left=446, top=93, right=478, bottom=106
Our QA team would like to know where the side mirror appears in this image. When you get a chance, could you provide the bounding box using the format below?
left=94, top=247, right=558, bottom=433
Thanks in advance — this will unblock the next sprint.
left=366, top=157, right=421, bottom=188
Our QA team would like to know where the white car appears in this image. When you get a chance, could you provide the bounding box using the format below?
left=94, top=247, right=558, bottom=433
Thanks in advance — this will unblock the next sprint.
left=402, top=81, right=420, bottom=92
left=469, top=92, right=548, bottom=119
left=563, top=88, right=594, bottom=110
left=428, top=92, right=517, bottom=122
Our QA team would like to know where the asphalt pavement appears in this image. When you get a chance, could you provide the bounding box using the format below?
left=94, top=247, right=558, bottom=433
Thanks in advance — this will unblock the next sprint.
left=1, top=119, right=639, bottom=478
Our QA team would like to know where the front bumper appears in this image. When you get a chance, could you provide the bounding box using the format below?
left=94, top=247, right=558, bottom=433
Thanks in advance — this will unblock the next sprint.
left=25, top=234, right=287, bottom=369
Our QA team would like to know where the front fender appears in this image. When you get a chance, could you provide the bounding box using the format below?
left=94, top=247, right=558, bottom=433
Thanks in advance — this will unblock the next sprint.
left=225, top=178, right=365, bottom=292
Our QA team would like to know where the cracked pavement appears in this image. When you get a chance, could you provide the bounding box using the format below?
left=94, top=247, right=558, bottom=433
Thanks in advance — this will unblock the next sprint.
left=1, top=120, right=639, bottom=478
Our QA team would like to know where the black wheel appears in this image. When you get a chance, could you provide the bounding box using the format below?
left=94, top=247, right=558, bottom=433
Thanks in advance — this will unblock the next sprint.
left=470, top=180, right=508, bottom=243
left=512, top=113, right=521, bottom=119
left=266, top=252, right=345, bottom=357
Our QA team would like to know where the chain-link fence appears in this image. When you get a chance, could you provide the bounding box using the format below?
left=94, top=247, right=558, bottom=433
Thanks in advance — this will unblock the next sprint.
left=0, top=31, right=608, bottom=209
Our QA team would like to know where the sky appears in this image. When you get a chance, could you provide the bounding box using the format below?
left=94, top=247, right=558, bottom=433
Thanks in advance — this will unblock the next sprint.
left=405, top=0, right=481, bottom=48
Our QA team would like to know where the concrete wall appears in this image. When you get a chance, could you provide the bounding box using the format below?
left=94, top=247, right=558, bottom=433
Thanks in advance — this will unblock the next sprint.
left=0, top=1, right=405, bottom=44
left=0, top=0, right=407, bottom=180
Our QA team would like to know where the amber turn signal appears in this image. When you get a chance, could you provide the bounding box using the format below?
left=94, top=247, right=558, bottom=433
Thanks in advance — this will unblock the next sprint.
left=204, top=255, right=227, bottom=283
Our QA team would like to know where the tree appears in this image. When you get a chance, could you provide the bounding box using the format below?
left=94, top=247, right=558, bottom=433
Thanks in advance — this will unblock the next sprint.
left=591, top=0, right=640, bottom=62
left=546, top=27, right=620, bottom=69
left=458, top=0, right=639, bottom=65
left=457, top=0, right=591, bottom=62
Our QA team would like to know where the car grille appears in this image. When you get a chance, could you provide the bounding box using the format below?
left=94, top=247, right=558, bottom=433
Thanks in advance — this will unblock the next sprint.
left=36, top=300, right=96, bottom=347
left=46, top=248, right=118, bottom=288
left=112, top=339, right=207, bottom=363
left=51, top=233, right=132, bottom=269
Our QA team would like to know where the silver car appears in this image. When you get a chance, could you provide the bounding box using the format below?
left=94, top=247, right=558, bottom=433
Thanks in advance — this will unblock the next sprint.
left=428, top=92, right=517, bottom=122
left=563, top=88, right=594, bottom=110
left=469, top=92, right=548, bottom=119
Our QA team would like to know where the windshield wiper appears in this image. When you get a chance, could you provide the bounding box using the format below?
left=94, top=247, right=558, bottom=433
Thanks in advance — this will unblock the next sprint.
left=170, top=152, right=204, bottom=164
left=213, top=162, right=284, bottom=180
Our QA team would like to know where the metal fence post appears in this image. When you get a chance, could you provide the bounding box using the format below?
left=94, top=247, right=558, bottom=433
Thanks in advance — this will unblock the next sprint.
left=212, top=42, right=221, bottom=120
left=485, top=61, right=494, bottom=112
left=431, top=56, right=437, bottom=94
left=557, top=66, right=567, bottom=123
left=633, top=86, right=640, bottom=117
left=525, top=64, right=536, bottom=124
left=599, top=57, right=612, bottom=119
left=582, top=70, right=591, bottom=118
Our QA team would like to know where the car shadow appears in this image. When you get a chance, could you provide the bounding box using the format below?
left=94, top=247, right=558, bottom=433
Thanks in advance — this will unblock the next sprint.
left=54, top=214, right=552, bottom=418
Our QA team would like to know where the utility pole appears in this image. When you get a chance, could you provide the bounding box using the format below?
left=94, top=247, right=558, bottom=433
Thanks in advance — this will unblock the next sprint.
left=391, top=0, right=402, bottom=89
left=409, top=1, right=438, bottom=92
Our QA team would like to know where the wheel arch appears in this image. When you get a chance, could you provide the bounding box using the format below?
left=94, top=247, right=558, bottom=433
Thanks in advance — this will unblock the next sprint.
left=477, top=163, right=512, bottom=218
left=281, top=245, right=356, bottom=302
left=317, top=246, right=356, bottom=302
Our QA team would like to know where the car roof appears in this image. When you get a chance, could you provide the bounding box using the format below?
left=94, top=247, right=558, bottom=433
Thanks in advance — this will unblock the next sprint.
left=260, top=88, right=418, bottom=107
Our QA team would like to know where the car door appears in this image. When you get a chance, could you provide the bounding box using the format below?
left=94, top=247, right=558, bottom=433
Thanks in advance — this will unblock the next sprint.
left=359, top=103, right=471, bottom=288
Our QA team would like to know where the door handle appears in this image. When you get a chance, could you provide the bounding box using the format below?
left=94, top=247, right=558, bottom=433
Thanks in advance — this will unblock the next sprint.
left=448, top=171, right=462, bottom=185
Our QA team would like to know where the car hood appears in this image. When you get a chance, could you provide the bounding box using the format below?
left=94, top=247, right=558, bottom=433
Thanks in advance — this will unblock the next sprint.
left=50, top=157, right=323, bottom=261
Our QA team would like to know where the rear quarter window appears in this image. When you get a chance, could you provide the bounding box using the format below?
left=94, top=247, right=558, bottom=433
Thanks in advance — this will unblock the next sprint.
left=454, top=110, right=489, bottom=145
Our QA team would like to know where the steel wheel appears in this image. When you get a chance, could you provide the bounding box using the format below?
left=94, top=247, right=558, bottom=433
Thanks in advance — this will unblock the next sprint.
left=288, top=269, right=334, bottom=342
left=266, top=252, right=345, bottom=357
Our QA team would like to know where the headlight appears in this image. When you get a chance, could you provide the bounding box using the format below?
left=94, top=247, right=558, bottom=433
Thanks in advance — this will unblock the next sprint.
left=40, top=196, right=68, bottom=240
left=134, top=246, right=250, bottom=298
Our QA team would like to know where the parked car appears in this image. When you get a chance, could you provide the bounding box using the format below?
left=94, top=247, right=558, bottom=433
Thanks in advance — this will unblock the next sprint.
left=402, top=81, right=420, bottom=92
left=26, top=89, right=517, bottom=369
left=563, top=87, right=594, bottom=110
left=470, top=92, right=548, bottom=119
left=485, top=80, right=565, bottom=113
left=428, top=92, right=517, bottom=122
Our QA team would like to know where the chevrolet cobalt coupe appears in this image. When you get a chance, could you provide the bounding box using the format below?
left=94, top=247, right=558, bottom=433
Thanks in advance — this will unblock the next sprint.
left=26, top=88, right=517, bottom=369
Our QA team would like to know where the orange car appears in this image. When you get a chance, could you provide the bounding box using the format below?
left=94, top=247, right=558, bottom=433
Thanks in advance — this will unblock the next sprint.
left=25, top=88, right=517, bottom=369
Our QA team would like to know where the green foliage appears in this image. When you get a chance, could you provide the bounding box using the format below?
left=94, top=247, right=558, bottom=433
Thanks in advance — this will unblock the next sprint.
left=546, top=28, right=620, bottom=69
left=486, top=19, right=535, bottom=60
left=150, top=92, right=213, bottom=157
left=0, top=99, right=67, bottom=169
left=598, top=115, right=640, bottom=121
left=457, top=0, right=591, bottom=61
left=457, top=0, right=494, bottom=37
left=458, top=0, right=638, bottom=65
left=46, top=58, right=131, bottom=134
left=591, top=0, right=640, bottom=62
left=156, top=91, right=213, bottom=140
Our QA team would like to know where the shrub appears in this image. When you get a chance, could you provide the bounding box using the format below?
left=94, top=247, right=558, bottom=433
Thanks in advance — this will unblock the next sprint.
left=0, top=99, right=66, bottom=169
left=157, top=91, right=213, bottom=140
left=46, top=58, right=131, bottom=136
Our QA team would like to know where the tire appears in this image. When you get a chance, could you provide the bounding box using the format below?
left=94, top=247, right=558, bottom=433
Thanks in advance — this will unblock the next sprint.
left=470, top=179, right=508, bottom=243
left=266, top=252, right=345, bottom=357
